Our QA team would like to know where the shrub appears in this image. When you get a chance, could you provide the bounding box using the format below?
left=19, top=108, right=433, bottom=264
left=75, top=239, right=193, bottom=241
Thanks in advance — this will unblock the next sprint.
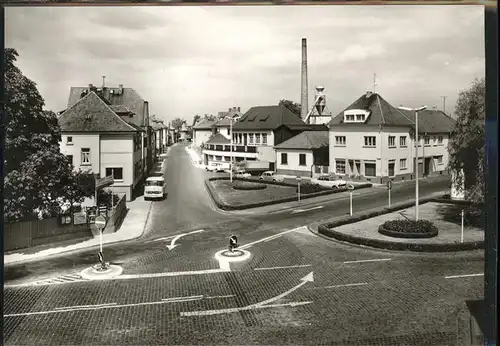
left=379, top=219, right=439, bottom=238
left=232, top=181, right=267, bottom=191
left=297, top=183, right=325, bottom=194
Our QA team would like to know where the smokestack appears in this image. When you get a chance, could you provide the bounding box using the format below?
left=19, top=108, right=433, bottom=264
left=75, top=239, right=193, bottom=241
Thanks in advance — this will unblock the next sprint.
left=301, top=38, right=308, bottom=121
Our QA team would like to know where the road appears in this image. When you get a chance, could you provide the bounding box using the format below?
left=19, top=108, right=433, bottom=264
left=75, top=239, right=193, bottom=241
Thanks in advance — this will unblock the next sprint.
left=4, top=143, right=484, bottom=345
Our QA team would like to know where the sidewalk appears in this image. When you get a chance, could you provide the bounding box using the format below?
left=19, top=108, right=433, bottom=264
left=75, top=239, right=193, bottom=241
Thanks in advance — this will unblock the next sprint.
left=2, top=152, right=170, bottom=265
left=185, top=145, right=204, bottom=169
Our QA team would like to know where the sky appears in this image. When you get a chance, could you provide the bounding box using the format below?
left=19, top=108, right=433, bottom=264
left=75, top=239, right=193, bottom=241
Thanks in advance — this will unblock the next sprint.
left=5, top=5, right=484, bottom=124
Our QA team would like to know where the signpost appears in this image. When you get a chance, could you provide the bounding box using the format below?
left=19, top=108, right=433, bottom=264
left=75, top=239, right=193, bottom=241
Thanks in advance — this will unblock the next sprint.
left=95, top=215, right=107, bottom=270
left=387, top=180, right=393, bottom=208
left=229, top=235, right=238, bottom=252
left=460, top=209, right=464, bottom=243
left=296, top=176, right=302, bottom=202
left=347, top=184, right=354, bottom=216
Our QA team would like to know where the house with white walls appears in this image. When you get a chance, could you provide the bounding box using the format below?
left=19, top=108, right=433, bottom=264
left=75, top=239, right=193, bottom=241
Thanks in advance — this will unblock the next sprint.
left=274, top=130, right=329, bottom=178
left=193, top=119, right=219, bottom=148
left=59, top=92, right=144, bottom=202
left=328, top=91, right=456, bottom=184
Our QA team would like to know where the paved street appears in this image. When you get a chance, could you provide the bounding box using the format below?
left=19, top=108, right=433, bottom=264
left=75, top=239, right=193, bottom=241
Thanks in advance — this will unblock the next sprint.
left=4, top=143, right=483, bottom=345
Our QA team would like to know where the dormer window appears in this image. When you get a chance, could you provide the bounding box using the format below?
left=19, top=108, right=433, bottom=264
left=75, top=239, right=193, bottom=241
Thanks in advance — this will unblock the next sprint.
left=344, top=109, right=370, bottom=123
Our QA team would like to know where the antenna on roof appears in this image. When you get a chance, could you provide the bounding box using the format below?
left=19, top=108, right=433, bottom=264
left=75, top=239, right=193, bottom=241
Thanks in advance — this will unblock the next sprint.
left=102, top=75, right=106, bottom=88
left=441, top=96, right=447, bottom=114
left=373, top=73, right=378, bottom=93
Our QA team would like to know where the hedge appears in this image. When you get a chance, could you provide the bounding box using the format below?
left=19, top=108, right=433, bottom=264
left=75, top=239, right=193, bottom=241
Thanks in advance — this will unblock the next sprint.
left=205, top=177, right=372, bottom=211
left=232, top=181, right=267, bottom=191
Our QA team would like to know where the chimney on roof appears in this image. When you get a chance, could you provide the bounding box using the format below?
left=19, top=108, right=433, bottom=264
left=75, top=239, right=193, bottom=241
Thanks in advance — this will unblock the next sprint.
left=119, top=84, right=123, bottom=94
left=366, top=91, right=373, bottom=98
left=237, top=107, right=240, bottom=112
left=88, top=84, right=93, bottom=90
left=228, top=108, right=231, bottom=112
left=301, top=38, right=309, bottom=121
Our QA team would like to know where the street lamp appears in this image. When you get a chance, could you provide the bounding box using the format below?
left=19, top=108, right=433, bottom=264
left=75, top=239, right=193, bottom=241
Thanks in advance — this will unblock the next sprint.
left=225, top=115, right=241, bottom=183
left=398, top=105, right=427, bottom=221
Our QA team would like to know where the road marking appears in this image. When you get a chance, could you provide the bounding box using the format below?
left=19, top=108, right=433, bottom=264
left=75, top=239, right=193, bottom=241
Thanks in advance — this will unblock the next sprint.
left=116, top=268, right=229, bottom=280
left=239, top=227, right=306, bottom=250
left=55, top=303, right=117, bottom=310
left=181, top=271, right=314, bottom=317
left=254, top=264, right=312, bottom=271
left=166, top=229, right=205, bottom=251
left=204, top=294, right=235, bottom=299
left=310, top=282, right=369, bottom=290
left=162, top=295, right=203, bottom=302
left=145, top=236, right=176, bottom=243
left=445, top=273, right=484, bottom=279
left=291, top=206, right=324, bottom=214
left=343, top=258, right=392, bottom=264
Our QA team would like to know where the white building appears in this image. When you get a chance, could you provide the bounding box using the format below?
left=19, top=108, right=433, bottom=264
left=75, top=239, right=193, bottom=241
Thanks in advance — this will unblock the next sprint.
left=58, top=92, right=144, bottom=201
left=329, top=91, right=456, bottom=184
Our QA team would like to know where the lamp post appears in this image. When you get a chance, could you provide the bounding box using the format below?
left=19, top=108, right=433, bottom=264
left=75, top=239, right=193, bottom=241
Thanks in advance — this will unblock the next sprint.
left=398, top=105, right=427, bottom=221
left=226, top=115, right=241, bottom=183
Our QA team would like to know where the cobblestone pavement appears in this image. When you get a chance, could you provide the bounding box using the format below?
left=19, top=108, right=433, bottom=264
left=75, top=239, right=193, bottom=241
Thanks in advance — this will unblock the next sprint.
left=4, top=228, right=483, bottom=345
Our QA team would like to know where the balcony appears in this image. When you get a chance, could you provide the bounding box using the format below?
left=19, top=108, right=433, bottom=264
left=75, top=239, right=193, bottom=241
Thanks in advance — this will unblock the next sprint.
left=204, top=145, right=258, bottom=153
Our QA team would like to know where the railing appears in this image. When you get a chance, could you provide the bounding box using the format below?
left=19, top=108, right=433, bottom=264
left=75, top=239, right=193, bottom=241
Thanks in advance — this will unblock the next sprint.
left=205, top=145, right=258, bottom=153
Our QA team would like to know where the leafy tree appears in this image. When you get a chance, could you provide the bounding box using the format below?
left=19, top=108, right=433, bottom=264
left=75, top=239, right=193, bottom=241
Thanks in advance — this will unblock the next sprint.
left=279, top=99, right=302, bottom=118
left=448, top=77, right=485, bottom=204
left=204, top=114, right=216, bottom=121
left=171, top=117, right=185, bottom=131
left=3, top=48, right=94, bottom=221
left=192, top=114, right=201, bottom=127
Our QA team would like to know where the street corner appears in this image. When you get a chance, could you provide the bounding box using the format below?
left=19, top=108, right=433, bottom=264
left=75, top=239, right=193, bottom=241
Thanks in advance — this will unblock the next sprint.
left=80, top=264, right=124, bottom=280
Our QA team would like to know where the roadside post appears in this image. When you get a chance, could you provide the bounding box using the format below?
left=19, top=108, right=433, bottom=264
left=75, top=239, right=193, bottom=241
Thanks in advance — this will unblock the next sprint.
left=95, top=215, right=108, bottom=270
left=296, top=176, right=302, bottom=202
left=347, top=184, right=355, bottom=216
left=229, top=235, right=238, bottom=252
left=387, top=180, right=393, bottom=208
left=461, top=209, right=464, bottom=243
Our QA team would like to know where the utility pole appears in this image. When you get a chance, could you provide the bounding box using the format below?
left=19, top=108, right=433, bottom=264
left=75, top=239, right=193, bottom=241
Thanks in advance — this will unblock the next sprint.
left=442, top=96, right=447, bottom=114
left=373, top=73, right=378, bottom=93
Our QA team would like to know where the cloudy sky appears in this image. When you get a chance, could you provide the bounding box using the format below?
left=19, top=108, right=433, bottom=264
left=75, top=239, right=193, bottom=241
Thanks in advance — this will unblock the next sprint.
left=6, top=5, right=484, bottom=124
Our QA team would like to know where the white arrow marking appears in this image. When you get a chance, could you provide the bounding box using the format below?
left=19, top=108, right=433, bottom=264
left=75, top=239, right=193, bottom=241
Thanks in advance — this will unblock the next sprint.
left=166, top=229, right=204, bottom=250
left=146, top=236, right=175, bottom=243
left=239, top=227, right=305, bottom=250
left=343, top=258, right=391, bottom=264
left=445, top=273, right=484, bottom=279
left=291, top=206, right=324, bottom=214
left=180, top=271, right=314, bottom=317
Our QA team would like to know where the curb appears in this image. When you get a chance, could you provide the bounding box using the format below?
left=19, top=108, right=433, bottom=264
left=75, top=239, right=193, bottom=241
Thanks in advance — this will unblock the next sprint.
left=205, top=177, right=372, bottom=211
left=316, top=197, right=484, bottom=253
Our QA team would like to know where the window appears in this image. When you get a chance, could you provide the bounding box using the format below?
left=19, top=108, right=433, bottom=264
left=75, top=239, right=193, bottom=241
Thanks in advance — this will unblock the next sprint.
left=364, top=162, right=376, bottom=177
left=432, top=136, right=437, bottom=145
left=105, top=167, right=123, bottom=180
left=399, top=136, right=407, bottom=147
left=418, top=136, right=422, bottom=146
left=335, top=159, right=346, bottom=174
left=249, top=133, right=254, bottom=144
left=227, top=128, right=230, bottom=136
left=437, top=136, right=443, bottom=144
left=335, top=136, right=346, bottom=146
left=262, top=133, right=267, bottom=145
left=299, top=154, right=306, bottom=166
left=355, top=114, right=365, bottom=121
left=255, top=134, right=261, bottom=144
left=345, top=114, right=355, bottom=122
left=424, top=136, right=430, bottom=145
left=215, top=155, right=222, bottom=161
left=388, top=160, right=395, bottom=177
left=436, top=155, right=443, bottom=164
left=66, top=136, right=73, bottom=145
left=81, top=148, right=91, bottom=165
left=388, top=136, right=396, bottom=147
left=281, top=153, right=288, bottom=165
left=67, top=155, right=73, bottom=166
left=400, top=158, right=407, bottom=170
left=364, top=136, right=376, bottom=147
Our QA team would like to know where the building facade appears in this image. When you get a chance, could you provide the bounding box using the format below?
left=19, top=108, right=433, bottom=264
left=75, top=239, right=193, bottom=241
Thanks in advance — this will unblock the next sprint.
left=329, top=91, right=455, bottom=184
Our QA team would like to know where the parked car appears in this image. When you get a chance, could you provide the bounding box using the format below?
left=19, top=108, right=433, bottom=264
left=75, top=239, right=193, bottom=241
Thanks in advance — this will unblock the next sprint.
left=259, top=171, right=284, bottom=182
left=234, top=169, right=252, bottom=178
left=144, top=176, right=166, bottom=201
left=310, top=175, right=347, bottom=189
left=206, top=162, right=229, bottom=172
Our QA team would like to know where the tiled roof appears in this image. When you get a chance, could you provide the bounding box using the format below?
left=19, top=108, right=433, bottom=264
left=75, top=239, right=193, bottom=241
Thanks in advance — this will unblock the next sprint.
left=274, top=131, right=329, bottom=150
left=110, top=105, right=132, bottom=114
left=397, top=109, right=456, bottom=134
left=59, top=92, right=139, bottom=133
left=233, top=105, right=305, bottom=130
left=205, top=133, right=230, bottom=144
left=279, top=123, right=329, bottom=131
left=194, top=119, right=218, bottom=130
left=68, top=86, right=148, bottom=127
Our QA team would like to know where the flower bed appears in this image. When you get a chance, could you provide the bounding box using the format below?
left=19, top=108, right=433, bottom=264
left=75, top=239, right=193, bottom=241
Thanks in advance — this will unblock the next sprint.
left=378, top=219, right=439, bottom=238
left=232, top=181, right=267, bottom=191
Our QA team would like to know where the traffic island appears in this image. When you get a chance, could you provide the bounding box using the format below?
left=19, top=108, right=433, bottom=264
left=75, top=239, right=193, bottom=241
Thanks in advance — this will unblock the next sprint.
left=80, top=264, right=124, bottom=280
left=315, top=198, right=484, bottom=252
left=205, top=177, right=372, bottom=211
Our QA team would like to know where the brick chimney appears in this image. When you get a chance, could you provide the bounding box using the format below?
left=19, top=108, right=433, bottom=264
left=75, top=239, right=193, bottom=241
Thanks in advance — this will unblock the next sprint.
left=88, top=84, right=93, bottom=90
left=237, top=107, right=240, bottom=112
left=366, top=91, right=373, bottom=98
left=119, top=84, right=123, bottom=94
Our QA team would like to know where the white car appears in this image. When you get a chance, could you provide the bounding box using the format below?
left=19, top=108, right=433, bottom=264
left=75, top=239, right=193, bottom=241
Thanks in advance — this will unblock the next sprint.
left=234, top=170, right=252, bottom=178
left=311, top=175, right=347, bottom=189
left=259, top=171, right=284, bottom=182
left=144, top=176, right=166, bottom=200
left=206, top=162, right=229, bottom=172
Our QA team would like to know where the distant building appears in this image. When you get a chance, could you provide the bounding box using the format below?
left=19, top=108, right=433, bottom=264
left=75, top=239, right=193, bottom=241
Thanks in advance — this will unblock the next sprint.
left=328, top=91, right=456, bottom=184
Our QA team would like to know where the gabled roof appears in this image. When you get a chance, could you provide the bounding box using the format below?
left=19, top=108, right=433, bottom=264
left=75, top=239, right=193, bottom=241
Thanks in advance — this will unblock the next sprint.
left=68, top=86, right=148, bottom=127
left=277, top=123, right=329, bottom=131
left=397, top=109, right=456, bottom=134
left=329, top=92, right=414, bottom=127
left=58, top=92, right=139, bottom=133
left=205, top=133, right=230, bottom=144
left=233, top=105, right=305, bottom=131
left=194, top=119, right=218, bottom=130
left=275, top=131, right=329, bottom=150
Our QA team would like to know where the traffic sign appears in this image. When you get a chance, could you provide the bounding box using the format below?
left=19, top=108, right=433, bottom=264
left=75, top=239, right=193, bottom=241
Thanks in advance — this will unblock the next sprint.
left=95, top=215, right=107, bottom=230
left=230, top=235, right=238, bottom=246
left=296, top=176, right=302, bottom=181
left=98, top=251, right=104, bottom=265
left=347, top=184, right=355, bottom=191
left=387, top=180, right=393, bottom=190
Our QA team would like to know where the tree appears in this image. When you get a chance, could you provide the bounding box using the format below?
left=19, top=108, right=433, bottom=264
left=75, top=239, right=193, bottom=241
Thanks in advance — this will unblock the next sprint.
left=204, top=114, right=216, bottom=121
left=448, top=77, right=485, bottom=204
left=279, top=99, right=302, bottom=118
left=171, top=117, right=185, bottom=131
left=192, top=114, right=201, bottom=127
left=3, top=48, right=94, bottom=221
